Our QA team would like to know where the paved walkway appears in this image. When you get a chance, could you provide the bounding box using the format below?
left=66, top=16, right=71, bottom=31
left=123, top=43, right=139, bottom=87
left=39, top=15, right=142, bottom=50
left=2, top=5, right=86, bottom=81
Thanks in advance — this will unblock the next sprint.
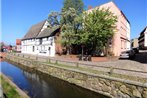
left=52, top=51, right=147, bottom=72
left=18, top=51, right=147, bottom=72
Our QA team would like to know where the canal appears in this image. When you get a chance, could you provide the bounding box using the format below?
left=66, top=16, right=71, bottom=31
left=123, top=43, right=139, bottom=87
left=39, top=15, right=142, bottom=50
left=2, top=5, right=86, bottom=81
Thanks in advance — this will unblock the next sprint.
left=1, top=61, right=109, bottom=98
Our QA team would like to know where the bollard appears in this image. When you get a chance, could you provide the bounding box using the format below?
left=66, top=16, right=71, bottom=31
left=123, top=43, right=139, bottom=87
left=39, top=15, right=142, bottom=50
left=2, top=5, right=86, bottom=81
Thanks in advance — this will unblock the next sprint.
left=55, top=60, right=58, bottom=64
left=76, top=63, right=79, bottom=68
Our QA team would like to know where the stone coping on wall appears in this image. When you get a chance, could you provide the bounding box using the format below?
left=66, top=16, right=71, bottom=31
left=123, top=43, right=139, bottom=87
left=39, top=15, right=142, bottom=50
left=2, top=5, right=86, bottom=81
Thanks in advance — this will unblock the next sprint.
left=43, top=62, right=147, bottom=88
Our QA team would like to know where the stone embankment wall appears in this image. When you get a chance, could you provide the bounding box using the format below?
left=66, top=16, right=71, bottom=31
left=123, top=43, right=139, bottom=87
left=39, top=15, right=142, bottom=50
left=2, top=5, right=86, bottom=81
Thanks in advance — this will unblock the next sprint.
left=1, top=73, right=30, bottom=98
left=5, top=53, right=147, bottom=98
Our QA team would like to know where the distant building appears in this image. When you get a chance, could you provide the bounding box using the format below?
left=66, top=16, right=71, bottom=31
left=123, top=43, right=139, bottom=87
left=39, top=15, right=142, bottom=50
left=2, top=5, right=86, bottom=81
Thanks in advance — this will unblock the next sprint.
left=131, top=38, right=139, bottom=48
left=138, top=26, right=147, bottom=49
left=87, top=1, right=131, bottom=56
left=7, top=45, right=12, bottom=52
left=16, top=39, right=21, bottom=52
left=21, top=20, right=61, bottom=56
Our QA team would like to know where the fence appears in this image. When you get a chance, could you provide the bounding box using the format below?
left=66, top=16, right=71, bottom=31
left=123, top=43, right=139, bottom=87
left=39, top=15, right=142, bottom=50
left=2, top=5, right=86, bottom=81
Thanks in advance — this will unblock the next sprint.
left=7, top=53, right=147, bottom=79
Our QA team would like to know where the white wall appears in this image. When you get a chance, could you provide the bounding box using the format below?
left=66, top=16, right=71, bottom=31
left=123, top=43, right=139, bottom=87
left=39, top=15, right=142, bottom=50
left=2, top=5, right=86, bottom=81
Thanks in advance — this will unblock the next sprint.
left=21, top=36, right=56, bottom=57
left=41, top=21, right=49, bottom=32
left=145, top=33, right=147, bottom=47
left=21, top=39, right=37, bottom=55
left=126, top=22, right=131, bottom=50
left=16, top=45, right=21, bottom=52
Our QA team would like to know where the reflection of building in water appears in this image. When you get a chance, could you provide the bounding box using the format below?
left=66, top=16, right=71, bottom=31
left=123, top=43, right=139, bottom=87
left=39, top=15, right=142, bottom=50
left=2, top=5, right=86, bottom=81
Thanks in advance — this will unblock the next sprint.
left=22, top=69, right=107, bottom=98
left=0, top=58, right=4, bottom=62
left=23, top=71, right=57, bottom=97
left=23, top=71, right=40, bottom=82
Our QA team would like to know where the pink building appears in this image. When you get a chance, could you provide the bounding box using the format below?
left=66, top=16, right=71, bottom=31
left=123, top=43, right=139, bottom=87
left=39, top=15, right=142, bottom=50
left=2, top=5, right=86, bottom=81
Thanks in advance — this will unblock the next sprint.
left=87, top=1, right=131, bottom=56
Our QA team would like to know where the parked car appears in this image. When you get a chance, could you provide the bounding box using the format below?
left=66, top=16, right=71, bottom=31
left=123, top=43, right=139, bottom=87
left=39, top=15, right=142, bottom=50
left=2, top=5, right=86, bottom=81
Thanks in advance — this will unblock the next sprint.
left=120, top=50, right=135, bottom=59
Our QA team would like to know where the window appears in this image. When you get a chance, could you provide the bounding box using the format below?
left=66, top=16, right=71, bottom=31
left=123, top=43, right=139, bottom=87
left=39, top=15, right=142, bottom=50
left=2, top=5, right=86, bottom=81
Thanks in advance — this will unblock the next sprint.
left=48, top=37, right=50, bottom=41
left=32, top=46, right=35, bottom=52
left=121, top=40, right=123, bottom=49
left=48, top=47, right=51, bottom=55
left=39, top=39, right=43, bottom=44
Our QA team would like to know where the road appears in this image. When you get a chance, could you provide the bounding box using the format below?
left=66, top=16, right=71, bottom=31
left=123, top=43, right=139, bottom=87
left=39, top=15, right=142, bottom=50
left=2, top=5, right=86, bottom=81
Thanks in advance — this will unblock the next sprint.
left=133, top=50, right=147, bottom=64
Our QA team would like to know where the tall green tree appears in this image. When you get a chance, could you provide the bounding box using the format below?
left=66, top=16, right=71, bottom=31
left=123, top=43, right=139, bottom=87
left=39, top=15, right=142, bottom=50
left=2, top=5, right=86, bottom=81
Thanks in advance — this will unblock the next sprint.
left=62, top=0, right=84, bottom=14
left=61, top=8, right=79, bottom=54
left=48, top=12, right=60, bottom=27
left=79, top=8, right=117, bottom=56
left=61, top=0, right=84, bottom=55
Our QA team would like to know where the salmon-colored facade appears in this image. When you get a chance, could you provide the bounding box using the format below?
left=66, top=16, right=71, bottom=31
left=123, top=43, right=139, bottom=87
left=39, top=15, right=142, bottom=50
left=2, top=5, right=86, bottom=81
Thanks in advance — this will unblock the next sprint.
left=87, top=2, right=131, bottom=56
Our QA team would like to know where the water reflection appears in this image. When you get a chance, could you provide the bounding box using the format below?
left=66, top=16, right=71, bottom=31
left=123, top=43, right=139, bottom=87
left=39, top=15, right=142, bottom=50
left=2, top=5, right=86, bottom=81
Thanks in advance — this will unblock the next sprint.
left=1, top=61, right=109, bottom=98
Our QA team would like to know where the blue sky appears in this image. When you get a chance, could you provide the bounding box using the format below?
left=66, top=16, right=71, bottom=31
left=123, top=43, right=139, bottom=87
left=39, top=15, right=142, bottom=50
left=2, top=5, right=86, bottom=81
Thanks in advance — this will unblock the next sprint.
left=1, top=0, right=147, bottom=45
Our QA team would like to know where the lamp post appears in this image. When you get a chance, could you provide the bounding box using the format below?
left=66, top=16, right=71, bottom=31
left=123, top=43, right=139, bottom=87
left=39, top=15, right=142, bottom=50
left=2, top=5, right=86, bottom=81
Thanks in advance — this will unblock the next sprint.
left=81, top=44, right=84, bottom=61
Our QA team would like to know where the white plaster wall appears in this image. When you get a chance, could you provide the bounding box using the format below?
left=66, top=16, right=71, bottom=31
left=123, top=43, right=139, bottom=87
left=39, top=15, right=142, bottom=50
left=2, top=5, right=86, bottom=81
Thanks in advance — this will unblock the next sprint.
left=37, top=37, right=55, bottom=57
left=21, top=39, right=37, bottom=55
left=16, top=45, right=21, bottom=52
left=40, top=21, right=49, bottom=32
left=126, top=22, right=131, bottom=50
left=145, top=33, right=147, bottom=47
left=21, top=37, right=56, bottom=57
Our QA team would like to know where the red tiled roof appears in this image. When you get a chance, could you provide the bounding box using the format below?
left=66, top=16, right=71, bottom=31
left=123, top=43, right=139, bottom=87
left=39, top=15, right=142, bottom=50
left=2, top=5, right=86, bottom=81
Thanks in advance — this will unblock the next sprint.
left=16, top=39, right=21, bottom=45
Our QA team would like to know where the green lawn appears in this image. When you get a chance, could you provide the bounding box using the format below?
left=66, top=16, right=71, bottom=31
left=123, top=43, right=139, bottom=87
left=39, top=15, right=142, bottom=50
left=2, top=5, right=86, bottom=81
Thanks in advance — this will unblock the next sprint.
left=1, top=75, right=21, bottom=98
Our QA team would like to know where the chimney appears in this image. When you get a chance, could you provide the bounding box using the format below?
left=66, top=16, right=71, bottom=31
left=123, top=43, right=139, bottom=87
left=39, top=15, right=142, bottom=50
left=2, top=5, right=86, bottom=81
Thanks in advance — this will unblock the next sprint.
left=88, top=6, right=93, bottom=10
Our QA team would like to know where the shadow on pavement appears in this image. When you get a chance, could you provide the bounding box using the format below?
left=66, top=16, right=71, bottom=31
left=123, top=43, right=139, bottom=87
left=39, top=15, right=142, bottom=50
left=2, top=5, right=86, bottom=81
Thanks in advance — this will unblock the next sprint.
left=131, top=50, right=147, bottom=64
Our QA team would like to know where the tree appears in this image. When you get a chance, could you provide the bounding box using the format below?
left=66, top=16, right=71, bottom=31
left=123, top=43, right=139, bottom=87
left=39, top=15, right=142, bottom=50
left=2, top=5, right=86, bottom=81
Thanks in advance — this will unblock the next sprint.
left=0, top=42, right=4, bottom=52
left=79, top=8, right=117, bottom=56
left=48, top=12, right=60, bottom=27
left=61, top=8, right=78, bottom=54
left=60, top=0, right=84, bottom=55
left=62, top=0, right=84, bottom=14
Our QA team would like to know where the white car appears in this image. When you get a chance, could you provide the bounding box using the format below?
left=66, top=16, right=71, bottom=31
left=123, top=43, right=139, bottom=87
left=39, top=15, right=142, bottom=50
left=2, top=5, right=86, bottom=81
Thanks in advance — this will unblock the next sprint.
left=120, top=50, right=135, bottom=59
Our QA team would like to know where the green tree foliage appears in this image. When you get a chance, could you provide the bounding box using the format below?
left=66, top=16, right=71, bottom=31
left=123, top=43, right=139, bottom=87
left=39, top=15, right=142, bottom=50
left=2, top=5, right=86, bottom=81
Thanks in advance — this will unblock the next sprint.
left=0, top=42, right=4, bottom=52
left=63, top=0, right=84, bottom=14
left=79, top=8, right=117, bottom=55
left=61, top=8, right=78, bottom=54
left=48, top=12, right=60, bottom=27
left=61, top=0, right=84, bottom=55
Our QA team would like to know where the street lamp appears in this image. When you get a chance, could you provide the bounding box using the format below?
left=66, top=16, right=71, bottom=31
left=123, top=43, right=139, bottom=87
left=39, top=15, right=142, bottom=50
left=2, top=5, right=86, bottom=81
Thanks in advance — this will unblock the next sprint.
left=81, top=44, right=84, bottom=61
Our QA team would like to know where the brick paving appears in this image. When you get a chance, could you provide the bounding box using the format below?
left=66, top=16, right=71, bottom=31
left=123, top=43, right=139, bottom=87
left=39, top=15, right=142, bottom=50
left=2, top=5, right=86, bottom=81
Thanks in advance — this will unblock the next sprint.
left=55, top=51, right=147, bottom=73
left=17, top=50, right=147, bottom=73
left=53, top=51, right=147, bottom=79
